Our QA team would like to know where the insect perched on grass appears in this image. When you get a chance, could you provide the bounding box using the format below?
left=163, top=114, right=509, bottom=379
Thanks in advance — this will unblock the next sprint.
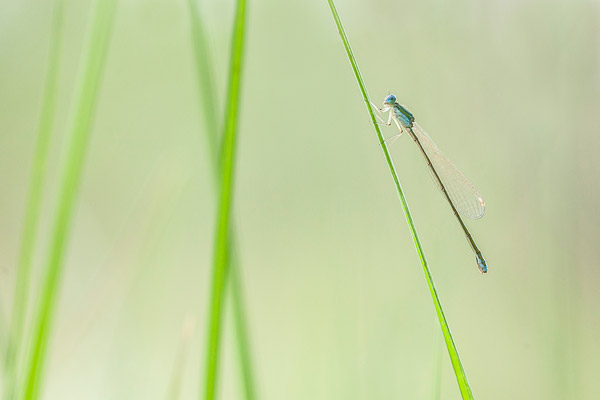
left=371, top=94, right=488, bottom=273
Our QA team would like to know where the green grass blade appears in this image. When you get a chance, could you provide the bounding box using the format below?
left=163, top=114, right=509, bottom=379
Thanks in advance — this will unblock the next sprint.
left=202, top=0, right=247, bottom=398
left=326, top=1, right=474, bottom=398
left=187, top=0, right=219, bottom=159
left=187, top=2, right=257, bottom=399
left=229, top=261, right=257, bottom=400
left=21, top=1, right=117, bottom=399
left=4, top=1, right=65, bottom=398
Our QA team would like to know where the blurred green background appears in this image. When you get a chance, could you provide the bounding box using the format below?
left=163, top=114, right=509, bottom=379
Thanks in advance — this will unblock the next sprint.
left=1, top=0, right=599, bottom=399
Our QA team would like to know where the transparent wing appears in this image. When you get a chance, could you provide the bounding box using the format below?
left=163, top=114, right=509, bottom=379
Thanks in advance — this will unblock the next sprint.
left=411, top=123, right=485, bottom=219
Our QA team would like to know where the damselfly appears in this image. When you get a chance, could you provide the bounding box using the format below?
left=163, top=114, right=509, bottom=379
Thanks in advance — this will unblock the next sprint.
left=371, top=94, right=488, bottom=273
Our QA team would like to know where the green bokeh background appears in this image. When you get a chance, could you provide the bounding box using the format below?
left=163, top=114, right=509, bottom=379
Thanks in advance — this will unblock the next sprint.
left=1, top=0, right=599, bottom=398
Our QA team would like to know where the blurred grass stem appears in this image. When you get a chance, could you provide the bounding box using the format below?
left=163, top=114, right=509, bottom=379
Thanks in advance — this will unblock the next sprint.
left=187, top=0, right=257, bottom=397
left=201, top=0, right=248, bottom=399
left=21, top=1, right=117, bottom=399
left=187, top=0, right=219, bottom=150
left=4, top=1, right=65, bottom=399
left=188, top=0, right=257, bottom=396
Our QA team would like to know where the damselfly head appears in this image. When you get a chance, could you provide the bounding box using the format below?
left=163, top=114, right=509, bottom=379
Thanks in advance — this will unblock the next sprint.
left=384, top=94, right=397, bottom=106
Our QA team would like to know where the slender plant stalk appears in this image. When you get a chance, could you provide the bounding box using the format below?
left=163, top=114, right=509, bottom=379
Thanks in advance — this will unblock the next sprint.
left=187, top=0, right=219, bottom=147
left=187, top=2, right=257, bottom=399
left=21, top=1, right=117, bottom=399
left=4, top=1, right=65, bottom=399
left=229, top=255, right=257, bottom=400
left=202, top=0, right=247, bottom=398
left=326, top=1, right=474, bottom=398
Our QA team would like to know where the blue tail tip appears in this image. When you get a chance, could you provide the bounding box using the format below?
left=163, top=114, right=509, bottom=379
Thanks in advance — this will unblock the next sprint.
left=477, top=255, right=488, bottom=274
